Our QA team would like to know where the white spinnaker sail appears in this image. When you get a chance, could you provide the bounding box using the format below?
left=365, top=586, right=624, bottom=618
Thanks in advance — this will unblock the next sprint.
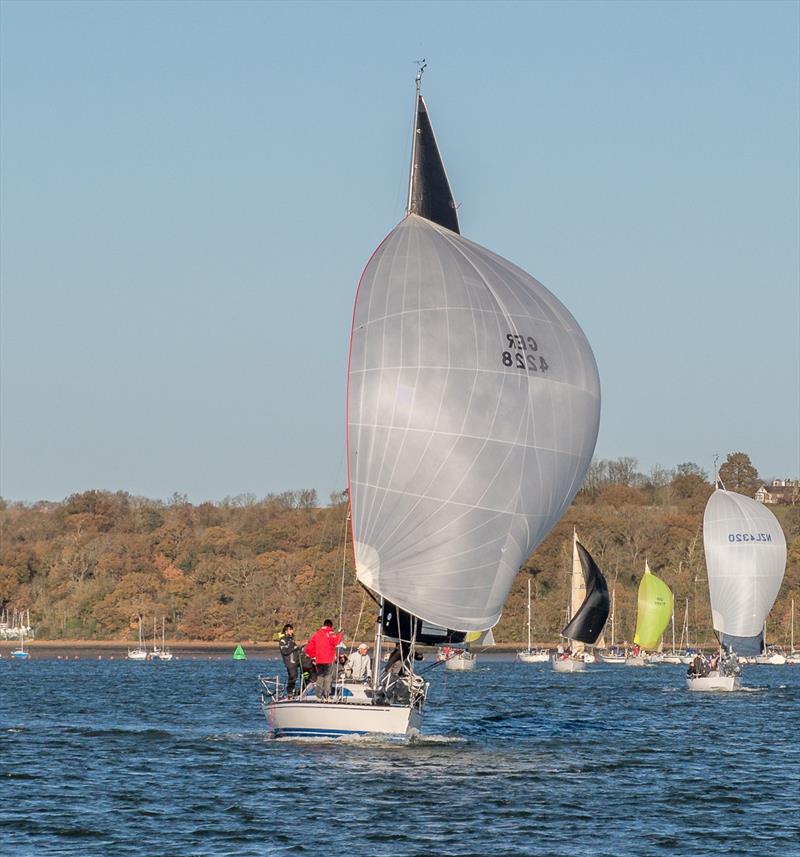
left=703, top=488, right=786, bottom=638
left=347, top=214, right=600, bottom=631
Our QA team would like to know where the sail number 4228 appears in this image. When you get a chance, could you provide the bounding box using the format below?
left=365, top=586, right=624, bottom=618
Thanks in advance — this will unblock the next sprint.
left=501, top=334, right=549, bottom=373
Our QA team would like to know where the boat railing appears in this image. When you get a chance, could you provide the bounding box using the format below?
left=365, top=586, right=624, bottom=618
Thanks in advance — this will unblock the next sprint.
left=258, top=674, right=286, bottom=704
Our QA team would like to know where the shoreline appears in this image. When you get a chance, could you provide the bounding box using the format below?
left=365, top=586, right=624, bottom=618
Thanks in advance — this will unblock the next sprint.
left=3, top=639, right=536, bottom=657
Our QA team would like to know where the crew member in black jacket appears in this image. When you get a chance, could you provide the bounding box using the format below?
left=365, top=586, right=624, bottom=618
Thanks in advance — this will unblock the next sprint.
left=278, top=623, right=299, bottom=697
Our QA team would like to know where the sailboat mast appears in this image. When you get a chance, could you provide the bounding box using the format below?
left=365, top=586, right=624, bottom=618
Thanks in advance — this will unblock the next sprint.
left=671, top=610, right=676, bottom=653
left=569, top=529, right=586, bottom=653
left=406, top=64, right=424, bottom=215
left=527, top=578, right=532, bottom=652
left=610, top=588, right=616, bottom=648
left=371, top=598, right=384, bottom=694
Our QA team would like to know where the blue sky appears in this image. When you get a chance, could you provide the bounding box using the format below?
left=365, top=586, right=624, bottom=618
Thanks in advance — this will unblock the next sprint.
left=1, top=0, right=798, bottom=504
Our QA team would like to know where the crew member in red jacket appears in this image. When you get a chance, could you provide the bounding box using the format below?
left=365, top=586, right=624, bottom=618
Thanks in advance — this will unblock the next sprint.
left=305, top=619, right=344, bottom=701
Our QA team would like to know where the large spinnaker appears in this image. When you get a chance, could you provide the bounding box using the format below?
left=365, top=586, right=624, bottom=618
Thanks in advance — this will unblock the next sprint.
left=703, top=488, right=786, bottom=650
left=633, top=564, right=673, bottom=649
left=347, top=214, right=601, bottom=631
left=561, top=541, right=610, bottom=645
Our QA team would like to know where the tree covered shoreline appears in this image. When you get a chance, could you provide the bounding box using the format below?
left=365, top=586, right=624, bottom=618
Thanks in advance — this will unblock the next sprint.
left=2, top=455, right=798, bottom=647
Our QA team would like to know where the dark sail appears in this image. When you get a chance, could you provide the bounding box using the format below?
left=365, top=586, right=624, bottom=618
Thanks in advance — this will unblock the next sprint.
left=561, top=542, right=610, bottom=644
left=407, top=95, right=460, bottom=233
left=721, top=631, right=764, bottom=657
left=381, top=600, right=467, bottom=646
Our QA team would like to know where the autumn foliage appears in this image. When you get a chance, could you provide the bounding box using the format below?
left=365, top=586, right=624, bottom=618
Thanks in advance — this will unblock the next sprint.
left=1, top=457, right=798, bottom=647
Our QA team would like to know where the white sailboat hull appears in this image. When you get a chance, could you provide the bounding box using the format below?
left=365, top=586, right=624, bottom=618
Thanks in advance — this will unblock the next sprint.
left=263, top=699, right=423, bottom=738
left=624, top=656, right=648, bottom=667
left=127, top=649, right=148, bottom=660
left=599, top=654, right=626, bottom=664
left=754, top=653, right=787, bottom=665
left=517, top=651, right=549, bottom=663
left=551, top=656, right=586, bottom=673
left=445, top=652, right=476, bottom=670
left=686, top=673, right=741, bottom=692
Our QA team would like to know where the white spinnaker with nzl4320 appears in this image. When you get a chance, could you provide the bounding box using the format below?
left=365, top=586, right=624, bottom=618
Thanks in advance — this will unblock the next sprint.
left=347, top=214, right=601, bottom=634
left=703, top=487, right=786, bottom=649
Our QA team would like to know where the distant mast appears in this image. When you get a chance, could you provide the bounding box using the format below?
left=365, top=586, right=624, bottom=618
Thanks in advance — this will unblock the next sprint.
left=406, top=63, right=460, bottom=233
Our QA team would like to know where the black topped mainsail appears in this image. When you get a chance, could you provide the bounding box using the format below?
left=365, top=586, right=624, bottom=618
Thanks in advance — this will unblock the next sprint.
left=561, top=541, right=610, bottom=645
left=406, top=74, right=460, bottom=233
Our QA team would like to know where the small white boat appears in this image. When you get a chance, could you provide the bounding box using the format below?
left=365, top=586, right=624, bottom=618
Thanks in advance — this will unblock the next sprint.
left=11, top=630, right=29, bottom=660
left=687, top=672, right=741, bottom=692
left=624, top=655, right=647, bottom=667
left=517, top=650, right=550, bottom=663
left=151, top=617, right=173, bottom=660
left=754, top=650, right=787, bottom=665
left=516, top=579, right=549, bottom=663
left=127, top=617, right=148, bottom=660
left=599, top=651, right=626, bottom=664
left=444, top=649, right=476, bottom=671
left=551, top=654, right=586, bottom=673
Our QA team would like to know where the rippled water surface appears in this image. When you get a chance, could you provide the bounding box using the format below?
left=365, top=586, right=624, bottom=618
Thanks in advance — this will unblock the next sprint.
left=2, top=655, right=798, bottom=856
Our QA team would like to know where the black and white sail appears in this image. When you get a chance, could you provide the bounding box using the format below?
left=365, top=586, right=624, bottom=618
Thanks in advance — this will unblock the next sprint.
left=347, top=78, right=600, bottom=635
left=561, top=540, right=610, bottom=645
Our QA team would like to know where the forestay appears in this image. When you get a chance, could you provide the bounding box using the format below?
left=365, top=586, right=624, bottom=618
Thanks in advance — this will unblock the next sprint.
left=347, top=214, right=601, bottom=631
left=703, top=488, right=786, bottom=645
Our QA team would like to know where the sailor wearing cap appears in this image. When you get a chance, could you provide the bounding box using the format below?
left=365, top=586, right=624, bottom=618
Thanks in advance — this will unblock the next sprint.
left=344, top=643, right=371, bottom=682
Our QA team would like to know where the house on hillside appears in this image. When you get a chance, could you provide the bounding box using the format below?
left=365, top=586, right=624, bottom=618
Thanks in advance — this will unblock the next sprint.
left=755, top=479, right=799, bottom=505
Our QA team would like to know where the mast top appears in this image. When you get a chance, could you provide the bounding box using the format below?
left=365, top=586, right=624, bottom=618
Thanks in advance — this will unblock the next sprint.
left=405, top=61, right=460, bottom=233
left=415, top=58, right=427, bottom=96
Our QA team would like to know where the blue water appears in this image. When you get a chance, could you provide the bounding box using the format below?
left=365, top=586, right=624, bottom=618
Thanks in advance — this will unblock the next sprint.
left=2, top=655, right=798, bottom=856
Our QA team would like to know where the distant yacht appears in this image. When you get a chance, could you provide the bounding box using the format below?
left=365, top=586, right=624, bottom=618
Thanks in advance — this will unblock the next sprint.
left=517, top=579, right=549, bottom=663
left=151, top=617, right=173, bottom=661
left=127, top=616, right=148, bottom=660
left=11, top=629, right=30, bottom=660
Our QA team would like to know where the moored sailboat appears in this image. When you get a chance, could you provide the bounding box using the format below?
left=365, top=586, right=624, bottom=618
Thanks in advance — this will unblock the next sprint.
left=687, top=481, right=786, bottom=691
left=517, top=578, right=549, bottom=663
left=11, top=628, right=30, bottom=660
left=127, top=616, right=148, bottom=661
left=151, top=616, right=173, bottom=661
left=261, top=69, right=601, bottom=736
left=552, top=531, right=610, bottom=673
left=598, top=587, right=626, bottom=663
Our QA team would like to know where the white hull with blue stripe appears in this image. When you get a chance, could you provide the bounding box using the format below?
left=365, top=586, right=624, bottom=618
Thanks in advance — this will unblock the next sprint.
left=263, top=698, right=423, bottom=738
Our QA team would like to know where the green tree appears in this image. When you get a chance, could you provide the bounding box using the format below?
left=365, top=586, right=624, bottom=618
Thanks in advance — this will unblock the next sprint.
left=718, top=452, right=760, bottom=496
